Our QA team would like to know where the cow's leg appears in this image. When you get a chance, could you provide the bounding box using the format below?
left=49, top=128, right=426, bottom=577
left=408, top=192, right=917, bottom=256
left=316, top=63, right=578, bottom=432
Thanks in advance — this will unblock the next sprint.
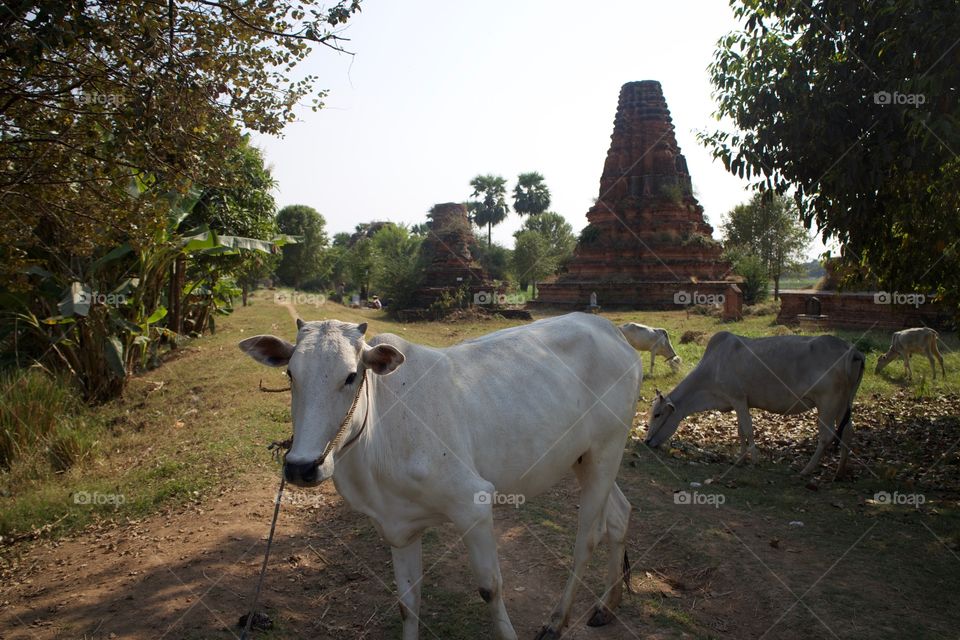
left=391, top=536, right=423, bottom=640
left=902, top=353, right=913, bottom=379
left=835, top=409, right=854, bottom=479
left=934, top=343, right=946, bottom=378
left=586, top=482, right=631, bottom=627
left=801, top=402, right=844, bottom=476
left=649, top=351, right=655, bottom=375
left=925, top=347, right=938, bottom=380
left=536, top=454, right=615, bottom=639
left=450, top=489, right=517, bottom=640
left=732, top=404, right=756, bottom=465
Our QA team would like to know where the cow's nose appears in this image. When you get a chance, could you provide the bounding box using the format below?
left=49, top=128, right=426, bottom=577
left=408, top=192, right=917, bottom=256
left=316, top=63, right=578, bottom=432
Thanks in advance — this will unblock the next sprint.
left=284, top=461, right=318, bottom=485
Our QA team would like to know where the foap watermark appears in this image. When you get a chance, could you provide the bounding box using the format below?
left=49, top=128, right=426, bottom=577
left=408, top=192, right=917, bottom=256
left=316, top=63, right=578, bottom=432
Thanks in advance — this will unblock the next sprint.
left=873, top=491, right=925, bottom=507
left=79, top=91, right=127, bottom=108
left=473, top=291, right=525, bottom=306
left=473, top=490, right=526, bottom=508
left=274, top=291, right=326, bottom=307
left=73, top=491, right=126, bottom=506
left=673, top=290, right=725, bottom=306
left=873, top=291, right=927, bottom=308
left=281, top=492, right=327, bottom=508
left=674, top=490, right=725, bottom=508
left=873, top=91, right=926, bottom=106
left=80, top=290, right=128, bottom=307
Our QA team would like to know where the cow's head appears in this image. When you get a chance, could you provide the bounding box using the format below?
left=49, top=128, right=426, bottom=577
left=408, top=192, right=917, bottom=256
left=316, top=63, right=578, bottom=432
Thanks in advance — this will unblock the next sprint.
left=644, top=389, right=679, bottom=448
left=875, top=350, right=896, bottom=374
left=239, top=319, right=404, bottom=486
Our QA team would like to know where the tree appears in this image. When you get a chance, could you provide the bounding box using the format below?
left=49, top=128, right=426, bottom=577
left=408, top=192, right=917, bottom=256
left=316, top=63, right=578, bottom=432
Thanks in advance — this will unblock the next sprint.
left=725, top=249, right=769, bottom=305
left=521, top=212, right=576, bottom=263
left=512, top=172, right=551, bottom=218
left=275, top=205, right=329, bottom=289
left=721, top=193, right=810, bottom=299
left=469, top=174, right=510, bottom=248
left=512, top=231, right=556, bottom=297
left=369, top=223, right=423, bottom=311
left=701, top=0, right=960, bottom=309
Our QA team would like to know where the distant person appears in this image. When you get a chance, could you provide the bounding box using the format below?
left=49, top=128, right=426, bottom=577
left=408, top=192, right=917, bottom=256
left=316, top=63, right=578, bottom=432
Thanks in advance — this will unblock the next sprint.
left=369, top=295, right=382, bottom=310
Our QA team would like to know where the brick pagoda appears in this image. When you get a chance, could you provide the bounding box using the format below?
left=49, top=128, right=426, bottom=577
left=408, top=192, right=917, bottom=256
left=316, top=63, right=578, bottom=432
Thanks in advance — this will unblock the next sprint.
left=412, top=202, right=489, bottom=306
left=536, top=80, right=741, bottom=311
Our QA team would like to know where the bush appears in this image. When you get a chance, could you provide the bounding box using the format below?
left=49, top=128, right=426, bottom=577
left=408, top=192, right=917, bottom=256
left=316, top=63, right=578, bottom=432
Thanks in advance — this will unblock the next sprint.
left=731, top=253, right=769, bottom=304
left=0, top=369, right=96, bottom=470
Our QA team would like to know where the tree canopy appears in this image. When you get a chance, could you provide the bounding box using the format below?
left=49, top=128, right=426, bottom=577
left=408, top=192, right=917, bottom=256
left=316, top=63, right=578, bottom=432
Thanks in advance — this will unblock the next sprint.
left=275, top=205, right=329, bottom=288
left=512, top=172, right=552, bottom=218
left=702, top=0, right=960, bottom=307
left=721, top=193, right=810, bottom=299
left=469, top=174, right=510, bottom=247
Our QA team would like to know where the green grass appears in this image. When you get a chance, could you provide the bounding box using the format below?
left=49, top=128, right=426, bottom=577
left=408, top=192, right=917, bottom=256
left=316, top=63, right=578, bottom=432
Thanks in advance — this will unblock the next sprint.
left=2, top=289, right=958, bottom=544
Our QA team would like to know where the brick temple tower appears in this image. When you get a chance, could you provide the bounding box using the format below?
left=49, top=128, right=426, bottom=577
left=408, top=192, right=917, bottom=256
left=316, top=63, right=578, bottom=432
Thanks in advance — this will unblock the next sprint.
left=536, top=80, right=740, bottom=310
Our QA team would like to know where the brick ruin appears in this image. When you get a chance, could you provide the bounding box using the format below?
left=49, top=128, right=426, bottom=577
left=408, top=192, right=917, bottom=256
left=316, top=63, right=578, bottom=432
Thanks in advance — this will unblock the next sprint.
left=536, top=80, right=741, bottom=312
left=412, top=202, right=489, bottom=307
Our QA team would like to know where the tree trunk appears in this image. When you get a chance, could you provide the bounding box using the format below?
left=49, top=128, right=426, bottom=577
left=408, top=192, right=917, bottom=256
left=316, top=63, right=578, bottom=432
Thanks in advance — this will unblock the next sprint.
left=774, top=275, right=780, bottom=300
left=242, top=283, right=249, bottom=306
left=487, top=223, right=492, bottom=248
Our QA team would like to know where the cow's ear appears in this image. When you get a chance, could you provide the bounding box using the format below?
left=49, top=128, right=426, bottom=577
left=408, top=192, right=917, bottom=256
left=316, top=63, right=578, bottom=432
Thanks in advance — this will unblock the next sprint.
left=297, top=318, right=305, bottom=331
left=357, top=322, right=368, bottom=336
left=362, top=344, right=404, bottom=375
left=239, top=335, right=295, bottom=367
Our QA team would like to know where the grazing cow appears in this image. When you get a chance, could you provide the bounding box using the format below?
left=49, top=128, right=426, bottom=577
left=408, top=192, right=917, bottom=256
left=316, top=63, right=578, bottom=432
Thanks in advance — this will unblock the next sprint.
left=876, top=327, right=946, bottom=380
left=619, top=323, right=682, bottom=374
left=644, top=332, right=865, bottom=478
left=239, top=313, right=642, bottom=640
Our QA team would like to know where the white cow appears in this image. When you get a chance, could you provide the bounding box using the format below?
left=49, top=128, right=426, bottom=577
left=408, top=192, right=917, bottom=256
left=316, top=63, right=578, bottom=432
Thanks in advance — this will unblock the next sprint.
left=644, top=332, right=865, bottom=478
left=619, top=322, right=681, bottom=374
left=876, top=327, right=945, bottom=380
left=240, top=312, right=642, bottom=640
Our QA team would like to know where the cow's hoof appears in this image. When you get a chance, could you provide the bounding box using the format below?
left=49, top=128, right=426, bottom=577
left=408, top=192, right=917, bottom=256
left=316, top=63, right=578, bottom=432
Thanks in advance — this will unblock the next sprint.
left=586, top=605, right=615, bottom=627
left=533, top=625, right=561, bottom=640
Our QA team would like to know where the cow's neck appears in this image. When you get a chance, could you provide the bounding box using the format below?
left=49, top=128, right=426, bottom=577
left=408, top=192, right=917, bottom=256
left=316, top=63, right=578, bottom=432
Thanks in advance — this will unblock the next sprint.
left=669, top=366, right=723, bottom=419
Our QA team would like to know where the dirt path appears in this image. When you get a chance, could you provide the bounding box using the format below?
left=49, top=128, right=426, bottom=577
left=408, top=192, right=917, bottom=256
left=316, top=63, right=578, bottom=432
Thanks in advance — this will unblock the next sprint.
left=3, top=455, right=960, bottom=640
left=0, top=470, right=652, bottom=640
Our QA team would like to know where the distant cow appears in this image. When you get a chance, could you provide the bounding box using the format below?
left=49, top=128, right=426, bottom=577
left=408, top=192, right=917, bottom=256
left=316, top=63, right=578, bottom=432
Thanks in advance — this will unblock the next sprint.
left=619, top=323, right=681, bottom=374
left=644, top=332, right=865, bottom=478
left=240, top=313, right=642, bottom=640
left=876, top=327, right=945, bottom=380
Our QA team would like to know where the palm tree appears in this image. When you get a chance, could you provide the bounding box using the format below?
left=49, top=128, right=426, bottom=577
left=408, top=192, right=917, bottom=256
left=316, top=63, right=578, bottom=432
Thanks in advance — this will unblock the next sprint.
left=469, top=174, right=510, bottom=248
left=512, top=171, right=551, bottom=218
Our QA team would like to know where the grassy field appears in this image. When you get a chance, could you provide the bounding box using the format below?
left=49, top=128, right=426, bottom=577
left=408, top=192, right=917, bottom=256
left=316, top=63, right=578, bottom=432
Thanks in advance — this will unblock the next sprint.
left=1, top=290, right=958, bottom=540
left=1, top=289, right=958, bottom=638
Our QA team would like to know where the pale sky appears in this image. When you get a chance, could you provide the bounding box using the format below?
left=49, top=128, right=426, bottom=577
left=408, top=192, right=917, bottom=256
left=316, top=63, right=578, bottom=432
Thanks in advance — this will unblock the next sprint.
left=253, top=0, right=828, bottom=258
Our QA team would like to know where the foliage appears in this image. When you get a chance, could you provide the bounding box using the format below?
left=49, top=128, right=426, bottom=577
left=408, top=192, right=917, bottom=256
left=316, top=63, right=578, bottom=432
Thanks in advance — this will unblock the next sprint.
left=701, top=0, right=960, bottom=309
left=469, top=174, right=510, bottom=247
left=579, top=224, right=601, bottom=245
left=520, top=212, right=576, bottom=269
left=471, top=242, right=512, bottom=282
left=725, top=249, right=769, bottom=305
left=369, top=224, right=424, bottom=311
left=276, top=205, right=329, bottom=288
left=0, top=368, right=95, bottom=470
left=512, top=172, right=552, bottom=218
left=0, top=0, right=362, bottom=284
left=721, top=192, right=810, bottom=298
left=512, top=231, right=556, bottom=295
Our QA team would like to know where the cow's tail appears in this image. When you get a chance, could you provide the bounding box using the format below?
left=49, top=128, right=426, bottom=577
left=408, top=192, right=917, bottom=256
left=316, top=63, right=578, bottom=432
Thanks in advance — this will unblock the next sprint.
left=622, top=549, right=633, bottom=593
left=834, top=350, right=866, bottom=447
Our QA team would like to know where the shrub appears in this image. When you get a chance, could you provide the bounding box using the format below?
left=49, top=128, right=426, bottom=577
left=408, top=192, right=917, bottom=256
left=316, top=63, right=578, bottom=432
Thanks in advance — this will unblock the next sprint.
left=0, top=369, right=95, bottom=470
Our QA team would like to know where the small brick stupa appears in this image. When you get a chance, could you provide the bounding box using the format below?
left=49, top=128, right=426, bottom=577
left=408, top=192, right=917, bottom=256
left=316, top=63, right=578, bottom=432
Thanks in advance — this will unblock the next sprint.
left=537, top=80, right=740, bottom=310
left=412, top=202, right=489, bottom=306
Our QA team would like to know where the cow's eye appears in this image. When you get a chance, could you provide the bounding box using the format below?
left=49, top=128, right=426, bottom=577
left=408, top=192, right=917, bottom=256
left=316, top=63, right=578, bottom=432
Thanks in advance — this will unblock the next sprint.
left=653, top=411, right=661, bottom=419
left=345, top=372, right=357, bottom=386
